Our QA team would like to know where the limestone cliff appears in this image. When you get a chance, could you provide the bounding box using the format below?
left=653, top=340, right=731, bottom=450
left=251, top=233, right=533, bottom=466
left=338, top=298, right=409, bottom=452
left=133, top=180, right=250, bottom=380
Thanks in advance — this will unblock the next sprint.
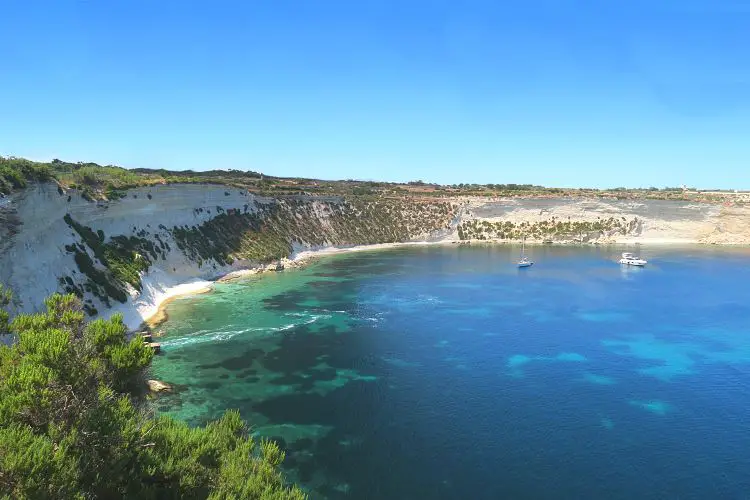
left=0, top=183, right=456, bottom=327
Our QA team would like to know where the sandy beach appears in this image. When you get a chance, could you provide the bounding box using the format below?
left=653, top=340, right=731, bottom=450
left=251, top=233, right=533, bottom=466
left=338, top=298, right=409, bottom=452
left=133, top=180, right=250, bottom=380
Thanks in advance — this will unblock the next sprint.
left=118, top=274, right=216, bottom=331
left=143, top=283, right=213, bottom=329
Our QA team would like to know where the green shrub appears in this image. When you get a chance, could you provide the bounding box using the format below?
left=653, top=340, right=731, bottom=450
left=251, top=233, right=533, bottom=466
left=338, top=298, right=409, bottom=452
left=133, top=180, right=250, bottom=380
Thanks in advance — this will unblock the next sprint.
left=0, top=292, right=304, bottom=499
left=63, top=215, right=154, bottom=303
left=0, top=157, right=52, bottom=194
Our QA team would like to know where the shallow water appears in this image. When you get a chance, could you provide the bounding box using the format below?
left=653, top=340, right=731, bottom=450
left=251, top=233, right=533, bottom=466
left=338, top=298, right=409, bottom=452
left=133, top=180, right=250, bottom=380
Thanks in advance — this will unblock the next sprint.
left=151, top=244, right=750, bottom=499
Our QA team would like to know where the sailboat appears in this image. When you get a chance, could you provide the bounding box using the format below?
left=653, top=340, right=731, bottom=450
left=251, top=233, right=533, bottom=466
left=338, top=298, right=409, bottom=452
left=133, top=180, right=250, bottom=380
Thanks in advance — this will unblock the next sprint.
left=518, top=237, right=533, bottom=268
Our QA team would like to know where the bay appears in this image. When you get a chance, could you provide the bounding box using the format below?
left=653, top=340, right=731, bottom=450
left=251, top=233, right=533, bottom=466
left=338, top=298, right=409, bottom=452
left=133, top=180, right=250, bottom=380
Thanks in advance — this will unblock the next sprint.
left=151, top=245, right=750, bottom=499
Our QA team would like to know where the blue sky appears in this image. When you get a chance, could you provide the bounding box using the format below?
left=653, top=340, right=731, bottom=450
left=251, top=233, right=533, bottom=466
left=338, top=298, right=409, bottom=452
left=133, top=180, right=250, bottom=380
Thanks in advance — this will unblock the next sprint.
left=2, top=1, right=749, bottom=189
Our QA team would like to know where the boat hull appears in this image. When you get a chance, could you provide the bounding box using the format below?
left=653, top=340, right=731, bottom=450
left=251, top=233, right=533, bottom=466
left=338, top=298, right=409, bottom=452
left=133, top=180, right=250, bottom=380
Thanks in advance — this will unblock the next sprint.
left=518, top=262, right=534, bottom=268
left=619, top=259, right=646, bottom=266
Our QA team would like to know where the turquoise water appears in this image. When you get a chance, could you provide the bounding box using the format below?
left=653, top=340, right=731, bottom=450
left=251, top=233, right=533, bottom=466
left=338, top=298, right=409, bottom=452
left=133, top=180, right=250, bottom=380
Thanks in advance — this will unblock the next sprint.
left=151, top=245, right=750, bottom=499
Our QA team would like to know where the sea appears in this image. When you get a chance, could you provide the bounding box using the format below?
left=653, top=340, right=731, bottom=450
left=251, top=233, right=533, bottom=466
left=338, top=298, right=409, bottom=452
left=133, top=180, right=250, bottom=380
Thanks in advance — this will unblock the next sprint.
left=150, top=244, right=750, bottom=500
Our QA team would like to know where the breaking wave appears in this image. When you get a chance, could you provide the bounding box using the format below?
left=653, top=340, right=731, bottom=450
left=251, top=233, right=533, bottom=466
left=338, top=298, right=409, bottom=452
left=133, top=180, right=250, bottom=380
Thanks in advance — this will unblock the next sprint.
left=159, top=313, right=331, bottom=349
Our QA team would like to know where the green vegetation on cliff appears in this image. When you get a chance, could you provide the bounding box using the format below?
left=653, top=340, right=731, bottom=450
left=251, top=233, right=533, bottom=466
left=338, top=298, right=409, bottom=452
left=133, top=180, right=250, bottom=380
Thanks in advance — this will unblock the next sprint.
left=0, top=292, right=304, bottom=499
left=458, top=216, right=640, bottom=242
left=62, top=214, right=160, bottom=308
left=172, top=198, right=456, bottom=266
left=45, top=187, right=456, bottom=310
left=0, top=157, right=52, bottom=195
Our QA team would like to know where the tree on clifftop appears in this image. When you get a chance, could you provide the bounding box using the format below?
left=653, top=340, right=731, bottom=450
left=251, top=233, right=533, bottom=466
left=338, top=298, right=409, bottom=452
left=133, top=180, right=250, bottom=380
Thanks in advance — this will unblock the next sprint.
left=0, top=292, right=305, bottom=500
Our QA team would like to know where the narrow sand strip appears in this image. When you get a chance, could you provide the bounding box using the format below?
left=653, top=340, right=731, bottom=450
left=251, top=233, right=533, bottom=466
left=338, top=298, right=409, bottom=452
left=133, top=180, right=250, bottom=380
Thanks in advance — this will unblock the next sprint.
left=141, top=240, right=459, bottom=329
left=143, top=283, right=213, bottom=329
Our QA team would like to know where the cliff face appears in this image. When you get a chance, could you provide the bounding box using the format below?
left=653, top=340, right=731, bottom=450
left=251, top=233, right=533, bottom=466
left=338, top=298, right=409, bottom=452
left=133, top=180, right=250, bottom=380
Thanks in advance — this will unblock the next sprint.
left=0, top=183, right=456, bottom=327
left=459, top=197, right=750, bottom=245
left=1, top=183, right=749, bottom=329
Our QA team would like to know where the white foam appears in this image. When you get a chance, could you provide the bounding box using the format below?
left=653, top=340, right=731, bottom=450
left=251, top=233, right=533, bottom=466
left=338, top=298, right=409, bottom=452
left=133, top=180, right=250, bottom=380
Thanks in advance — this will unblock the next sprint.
left=160, top=313, right=330, bottom=349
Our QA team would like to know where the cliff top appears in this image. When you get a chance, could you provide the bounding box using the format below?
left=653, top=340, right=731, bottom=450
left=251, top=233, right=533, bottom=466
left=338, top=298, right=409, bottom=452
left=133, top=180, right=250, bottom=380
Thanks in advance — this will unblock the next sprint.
left=2, top=155, right=748, bottom=204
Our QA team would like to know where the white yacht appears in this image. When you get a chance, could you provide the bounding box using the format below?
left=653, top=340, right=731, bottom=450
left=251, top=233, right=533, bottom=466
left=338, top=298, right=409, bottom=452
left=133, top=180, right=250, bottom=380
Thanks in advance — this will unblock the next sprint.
left=619, top=252, right=647, bottom=266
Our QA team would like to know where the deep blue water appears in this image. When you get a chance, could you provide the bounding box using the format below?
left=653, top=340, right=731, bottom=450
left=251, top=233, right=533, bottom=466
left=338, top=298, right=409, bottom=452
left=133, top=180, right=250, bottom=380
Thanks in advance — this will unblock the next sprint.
left=151, top=245, right=750, bottom=499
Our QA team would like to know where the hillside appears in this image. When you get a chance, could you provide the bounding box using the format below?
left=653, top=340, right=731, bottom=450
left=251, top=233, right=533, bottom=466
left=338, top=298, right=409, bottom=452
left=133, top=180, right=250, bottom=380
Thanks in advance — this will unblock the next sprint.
left=457, top=197, right=750, bottom=245
left=2, top=156, right=750, bottom=329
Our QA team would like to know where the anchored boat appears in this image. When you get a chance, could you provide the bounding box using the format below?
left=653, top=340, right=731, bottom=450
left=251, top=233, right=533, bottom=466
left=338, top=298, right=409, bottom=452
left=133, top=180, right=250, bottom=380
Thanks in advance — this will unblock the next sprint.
left=518, top=238, right=534, bottom=268
left=619, top=252, right=647, bottom=267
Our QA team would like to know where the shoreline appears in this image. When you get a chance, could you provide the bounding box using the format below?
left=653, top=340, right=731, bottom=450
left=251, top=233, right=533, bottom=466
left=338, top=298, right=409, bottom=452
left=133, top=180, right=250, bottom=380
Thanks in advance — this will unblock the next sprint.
left=143, top=285, right=213, bottom=329
left=139, top=239, right=459, bottom=330
left=135, top=236, right=749, bottom=332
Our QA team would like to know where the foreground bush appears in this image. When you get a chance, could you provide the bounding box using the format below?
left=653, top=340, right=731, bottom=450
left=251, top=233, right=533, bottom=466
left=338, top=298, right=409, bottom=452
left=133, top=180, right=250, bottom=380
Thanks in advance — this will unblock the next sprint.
left=0, top=293, right=304, bottom=499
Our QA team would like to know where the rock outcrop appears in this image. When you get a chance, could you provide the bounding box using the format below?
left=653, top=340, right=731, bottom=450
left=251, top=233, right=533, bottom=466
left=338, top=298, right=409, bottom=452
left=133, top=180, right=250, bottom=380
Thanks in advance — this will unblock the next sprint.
left=147, top=379, right=172, bottom=393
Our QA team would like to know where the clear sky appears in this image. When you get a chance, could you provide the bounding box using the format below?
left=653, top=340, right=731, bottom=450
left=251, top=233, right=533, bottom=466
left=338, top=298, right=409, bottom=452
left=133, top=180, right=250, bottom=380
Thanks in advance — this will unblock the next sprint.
left=2, top=1, right=749, bottom=189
